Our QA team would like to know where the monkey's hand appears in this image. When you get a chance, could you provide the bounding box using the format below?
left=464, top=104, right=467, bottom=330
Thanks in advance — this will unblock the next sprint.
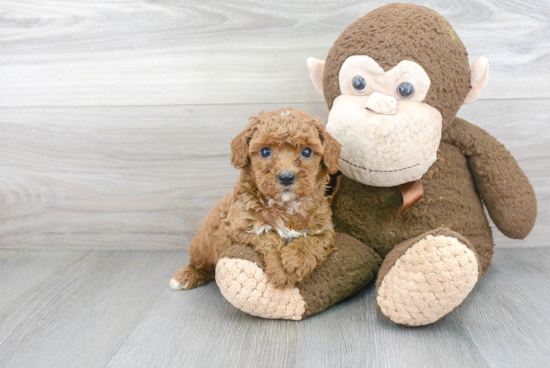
left=443, top=117, right=537, bottom=239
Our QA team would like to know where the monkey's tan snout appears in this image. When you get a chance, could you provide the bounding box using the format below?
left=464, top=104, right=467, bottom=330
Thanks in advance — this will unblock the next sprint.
left=365, top=92, right=397, bottom=115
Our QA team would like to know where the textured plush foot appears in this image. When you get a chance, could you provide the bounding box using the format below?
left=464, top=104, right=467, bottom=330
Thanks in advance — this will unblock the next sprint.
left=169, top=264, right=213, bottom=290
left=376, top=228, right=480, bottom=326
left=216, top=257, right=306, bottom=320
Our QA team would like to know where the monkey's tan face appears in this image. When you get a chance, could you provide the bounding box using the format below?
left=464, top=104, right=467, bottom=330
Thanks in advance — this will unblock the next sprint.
left=326, top=55, right=442, bottom=187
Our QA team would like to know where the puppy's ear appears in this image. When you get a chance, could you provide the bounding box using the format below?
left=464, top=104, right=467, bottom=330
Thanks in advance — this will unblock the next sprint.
left=231, top=116, right=260, bottom=169
left=230, top=130, right=249, bottom=169
left=322, top=130, right=341, bottom=174
left=315, top=120, right=341, bottom=174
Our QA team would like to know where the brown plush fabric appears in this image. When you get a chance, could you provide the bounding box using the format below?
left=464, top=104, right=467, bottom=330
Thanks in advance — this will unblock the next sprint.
left=220, top=243, right=265, bottom=268
left=331, top=139, right=495, bottom=275
left=299, top=233, right=381, bottom=318
left=443, top=118, right=537, bottom=239
left=323, top=3, right=470, bottom=129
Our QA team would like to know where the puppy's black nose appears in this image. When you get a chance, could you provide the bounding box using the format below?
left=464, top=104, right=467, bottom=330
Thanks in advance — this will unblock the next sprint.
left=278, top=171, right=296, bottom=186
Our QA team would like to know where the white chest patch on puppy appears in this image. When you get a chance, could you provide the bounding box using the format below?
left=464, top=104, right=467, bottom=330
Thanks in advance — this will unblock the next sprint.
left=277, top=227, right=308, bottom=244
left=253, top=224, right=273, bottom=235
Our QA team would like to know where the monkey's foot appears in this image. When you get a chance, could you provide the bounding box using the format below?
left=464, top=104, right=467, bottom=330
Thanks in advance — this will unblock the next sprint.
left=376, top=228, right=480, bottom=326
left=216, top=247, right=306, bottom=320
left=216, top=234, right=381, bottom=320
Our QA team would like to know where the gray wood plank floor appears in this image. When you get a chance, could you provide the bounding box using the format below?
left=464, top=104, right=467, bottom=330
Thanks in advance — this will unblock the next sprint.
left=0, top=248, right=549, bottom=368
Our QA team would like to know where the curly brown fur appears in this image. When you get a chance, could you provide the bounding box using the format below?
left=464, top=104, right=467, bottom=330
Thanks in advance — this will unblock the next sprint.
left=170, top=108, right=341, bottom=290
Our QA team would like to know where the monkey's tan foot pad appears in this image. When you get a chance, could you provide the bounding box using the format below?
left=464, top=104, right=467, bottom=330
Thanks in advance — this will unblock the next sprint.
left=216, top=258, right=306, bottom=320
left=215, top=234, right=381, bottom=320
left=375, top=228, right=480, bottom=326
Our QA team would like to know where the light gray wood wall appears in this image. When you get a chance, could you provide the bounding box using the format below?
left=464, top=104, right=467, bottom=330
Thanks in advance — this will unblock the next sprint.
left=0, top=0, right=548, bottom=249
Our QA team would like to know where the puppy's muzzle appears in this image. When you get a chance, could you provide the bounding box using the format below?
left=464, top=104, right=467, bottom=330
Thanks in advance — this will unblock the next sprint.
left=278, top=171, right=296, bottom=187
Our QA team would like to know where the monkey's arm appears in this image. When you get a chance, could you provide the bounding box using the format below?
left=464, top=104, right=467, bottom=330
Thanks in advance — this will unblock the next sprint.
left=443, top=117, right=537, bottom=239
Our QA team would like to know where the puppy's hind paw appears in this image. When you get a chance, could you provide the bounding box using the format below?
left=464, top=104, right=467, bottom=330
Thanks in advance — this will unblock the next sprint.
left=169, top=277, right=188, bottom=290
left=169, top=264, right=214, bottom=291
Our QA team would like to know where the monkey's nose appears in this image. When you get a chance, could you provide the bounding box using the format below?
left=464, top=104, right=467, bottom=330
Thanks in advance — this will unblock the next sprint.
left=365, top=92, right=398, bottom=115
left=278, top=171, right=296, bottom=186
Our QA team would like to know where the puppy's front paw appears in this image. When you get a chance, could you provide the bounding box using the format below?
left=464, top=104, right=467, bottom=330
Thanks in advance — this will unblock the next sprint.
left=265, top=262, right=298, bottom=289
left=280, top=245, right=316, bottom=281
left=267, top=271, right=297, bottom=289
left=169, top=264, right=214, bottom=290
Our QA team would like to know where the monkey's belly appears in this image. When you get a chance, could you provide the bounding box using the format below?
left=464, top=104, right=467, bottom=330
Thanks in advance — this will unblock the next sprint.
left=331, top=142, right=494, bottom=269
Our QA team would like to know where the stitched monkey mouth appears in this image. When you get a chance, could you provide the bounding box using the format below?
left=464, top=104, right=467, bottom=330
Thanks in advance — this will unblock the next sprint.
left=340, top=157, right=420, bottom=173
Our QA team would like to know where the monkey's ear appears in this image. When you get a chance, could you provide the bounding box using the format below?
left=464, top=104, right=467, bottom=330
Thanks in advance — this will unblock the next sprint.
left=307, top=57, right=325, bottom=94
left=464, top=57, right=489, bottom=104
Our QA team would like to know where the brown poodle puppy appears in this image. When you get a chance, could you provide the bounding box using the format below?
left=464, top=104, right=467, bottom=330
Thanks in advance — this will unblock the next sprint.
left=170, top=108, right=341, bottom=290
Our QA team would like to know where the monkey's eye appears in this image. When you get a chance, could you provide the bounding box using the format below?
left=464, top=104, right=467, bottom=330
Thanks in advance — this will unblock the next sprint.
left=352, top=76, right=367, bottom=92
left=397, top=82, right=415, bottom=99
left=260, top=147, right=271, bottom=158
left=301, top=147, right=313, bottom=159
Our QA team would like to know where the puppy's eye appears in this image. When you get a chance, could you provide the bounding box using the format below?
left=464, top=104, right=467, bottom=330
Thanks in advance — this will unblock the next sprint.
left=397, top=82, right=415, bottom=99
left=352, top=76, right=367, bottom=92
left=260, top=147, right=271, bottom=158
left=301, top=147, right=313, bottom=159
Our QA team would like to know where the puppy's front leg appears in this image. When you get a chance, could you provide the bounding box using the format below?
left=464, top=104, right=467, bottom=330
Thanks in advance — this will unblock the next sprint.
left=280, top=232, right=335, bottom=282
left=248, top=232, right=298, bottom=289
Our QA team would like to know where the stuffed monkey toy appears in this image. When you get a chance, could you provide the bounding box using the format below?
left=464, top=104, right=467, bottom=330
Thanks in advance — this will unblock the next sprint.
left=213, top=3, right=537, bottom=326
